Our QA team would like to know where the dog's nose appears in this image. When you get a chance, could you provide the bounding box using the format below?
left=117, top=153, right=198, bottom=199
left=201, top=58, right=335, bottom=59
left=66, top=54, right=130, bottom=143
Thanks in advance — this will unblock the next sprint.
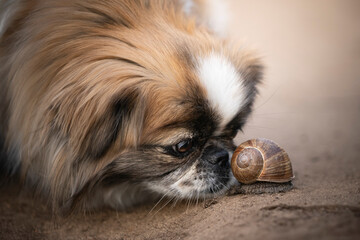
left=204, top=146, right=229, bottom=165
left=214, top=150, right=229, bottom=166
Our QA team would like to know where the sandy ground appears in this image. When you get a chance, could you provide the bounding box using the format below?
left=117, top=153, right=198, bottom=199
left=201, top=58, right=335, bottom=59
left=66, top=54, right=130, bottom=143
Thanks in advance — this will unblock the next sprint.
left=1, top=1, right=360, bottom=239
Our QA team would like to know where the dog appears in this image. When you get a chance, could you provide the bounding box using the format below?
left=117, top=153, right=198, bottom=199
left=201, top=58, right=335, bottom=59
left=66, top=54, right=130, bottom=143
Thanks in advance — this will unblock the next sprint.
left=0, top=0, right=262, bottom=212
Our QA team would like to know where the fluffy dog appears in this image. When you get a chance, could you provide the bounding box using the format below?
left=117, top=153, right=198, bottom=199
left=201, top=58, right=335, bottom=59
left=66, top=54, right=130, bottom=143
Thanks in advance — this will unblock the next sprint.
left=0, top=0, right=262, bottom=212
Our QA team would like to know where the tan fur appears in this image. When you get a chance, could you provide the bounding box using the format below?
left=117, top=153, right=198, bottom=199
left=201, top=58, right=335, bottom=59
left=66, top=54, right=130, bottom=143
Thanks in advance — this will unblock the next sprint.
left=0, top=0, right=262, bottom=212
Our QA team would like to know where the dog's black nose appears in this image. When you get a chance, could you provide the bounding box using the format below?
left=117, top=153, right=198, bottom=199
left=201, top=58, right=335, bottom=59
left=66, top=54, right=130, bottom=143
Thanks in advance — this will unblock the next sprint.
left=203, top=146, right=229, bottom=165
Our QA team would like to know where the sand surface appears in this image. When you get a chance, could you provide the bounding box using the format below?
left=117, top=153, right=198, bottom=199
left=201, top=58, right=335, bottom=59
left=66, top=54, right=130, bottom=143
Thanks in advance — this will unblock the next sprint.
left=1, top=1, right=360, bottom=239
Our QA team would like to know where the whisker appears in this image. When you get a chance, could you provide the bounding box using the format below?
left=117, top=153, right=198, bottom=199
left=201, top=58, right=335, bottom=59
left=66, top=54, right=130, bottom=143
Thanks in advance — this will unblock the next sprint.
left=253, top=87, right=280, bottom=110
left=245, top=125, right=276, bottom=130
left=186, top=196, right=192, bottom=213
left=217, top=181, right=228, bottom=189
left=152, top=195, right=176, bottom=216
left=147, top=189, right=171, bottom=216
left=171, top=195, right=180, bottom=208
left=195, top=190, right=200, bottom=207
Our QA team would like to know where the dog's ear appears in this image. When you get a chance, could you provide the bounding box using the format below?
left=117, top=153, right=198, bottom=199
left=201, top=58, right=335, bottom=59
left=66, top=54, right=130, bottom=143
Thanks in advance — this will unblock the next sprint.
left=236, top=54, right=263, bottom=107
left=50, top=87, right=145, bottom=160
left=221, top=55, right=263, bottom=135
left=81, top=88, right=146, bottom=159
left=240, top=55, right=263, bottom=89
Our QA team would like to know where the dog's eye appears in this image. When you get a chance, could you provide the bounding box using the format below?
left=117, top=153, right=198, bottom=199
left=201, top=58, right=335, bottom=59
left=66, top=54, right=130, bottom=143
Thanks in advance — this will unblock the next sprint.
left=174, top=139, right=193, bottom=154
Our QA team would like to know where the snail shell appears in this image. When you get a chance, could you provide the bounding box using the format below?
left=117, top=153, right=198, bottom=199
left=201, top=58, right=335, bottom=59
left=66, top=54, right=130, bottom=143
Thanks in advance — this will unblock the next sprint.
left=231, top=138, right=294, bottom=184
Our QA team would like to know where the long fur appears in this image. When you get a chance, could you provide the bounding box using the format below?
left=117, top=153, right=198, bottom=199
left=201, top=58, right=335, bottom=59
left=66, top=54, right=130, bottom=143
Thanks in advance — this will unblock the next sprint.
left=0, top=0, right=262, bottom=213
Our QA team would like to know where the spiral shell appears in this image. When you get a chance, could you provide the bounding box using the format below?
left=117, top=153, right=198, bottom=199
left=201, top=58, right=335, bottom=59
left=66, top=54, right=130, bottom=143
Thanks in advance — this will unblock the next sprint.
left=231, top=138, right=294, bottom=184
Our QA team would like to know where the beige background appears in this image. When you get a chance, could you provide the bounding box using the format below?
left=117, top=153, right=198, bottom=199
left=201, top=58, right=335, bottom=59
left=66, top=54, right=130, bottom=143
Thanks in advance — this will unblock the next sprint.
left=1, top=1, right=360, bottom=239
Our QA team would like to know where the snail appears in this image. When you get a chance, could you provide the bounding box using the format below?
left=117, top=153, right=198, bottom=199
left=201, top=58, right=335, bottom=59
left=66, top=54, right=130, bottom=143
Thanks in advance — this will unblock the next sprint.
left=231, top=138, right=294, bottom=184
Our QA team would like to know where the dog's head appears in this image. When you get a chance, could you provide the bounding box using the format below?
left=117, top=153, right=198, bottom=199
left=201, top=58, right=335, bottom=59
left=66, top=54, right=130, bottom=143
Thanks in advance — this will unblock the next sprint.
left=2, top=1, right=262, bottom=211
left=57, top=37, right=262, bottom=210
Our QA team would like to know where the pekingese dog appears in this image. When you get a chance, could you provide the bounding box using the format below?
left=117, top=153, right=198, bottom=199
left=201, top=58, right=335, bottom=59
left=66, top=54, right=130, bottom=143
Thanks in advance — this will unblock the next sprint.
left=0, top=0, right=262, bottom=212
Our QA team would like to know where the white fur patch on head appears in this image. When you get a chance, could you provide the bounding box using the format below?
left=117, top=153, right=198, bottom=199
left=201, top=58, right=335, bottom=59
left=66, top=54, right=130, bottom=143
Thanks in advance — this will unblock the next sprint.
left=197, top=53, right=247, bottom=131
